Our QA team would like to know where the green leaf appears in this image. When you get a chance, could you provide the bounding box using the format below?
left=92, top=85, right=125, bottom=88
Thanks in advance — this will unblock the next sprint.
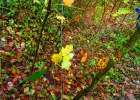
left=61, top=56, right=71, bottom=70
left=44, top=0, right=48, bottom=7
left=68, top=53, right=74, bottom=59
left=61, top=60, right=71, bottom=70
left=93, top=5, right=104, bottom=25
left=113, top=7, right=131, bottom=17
left=123, top=0, right=129, bottom=3
left=27, top=70, right=47, bottom=81
left=89, top=58, right=98, bottom=66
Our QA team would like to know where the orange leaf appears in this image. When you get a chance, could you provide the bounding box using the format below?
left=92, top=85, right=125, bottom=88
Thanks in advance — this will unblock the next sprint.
left=115, top=86, right=121, bottom=91
left=115, top=50, right=121, bottom=62
left=55, top=77, right=60, bottom=81
left=81, top=53, right=88, bottom=62
left=25, top=28, right=30, bottom=32
left=74, top=15, right=80, bottom=22
left=63, top=0, right=74, bottom=7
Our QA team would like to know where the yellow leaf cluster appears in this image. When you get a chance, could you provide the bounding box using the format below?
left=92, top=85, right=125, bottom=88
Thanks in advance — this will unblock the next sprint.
left=51, top=53, right=62, bottom=65
left=51, top=45, right=74, bottom=70
left=96, top=57, right=109, bottom=71
left=60, top=45, right=73, bottom=56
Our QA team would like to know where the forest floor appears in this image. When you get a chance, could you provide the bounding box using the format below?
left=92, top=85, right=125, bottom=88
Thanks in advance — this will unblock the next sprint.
left=0, top=1, right=140, bottom=100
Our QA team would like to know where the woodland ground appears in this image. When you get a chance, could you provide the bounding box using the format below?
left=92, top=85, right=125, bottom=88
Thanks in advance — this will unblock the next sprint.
left=0, top=0, right=140, bottom=100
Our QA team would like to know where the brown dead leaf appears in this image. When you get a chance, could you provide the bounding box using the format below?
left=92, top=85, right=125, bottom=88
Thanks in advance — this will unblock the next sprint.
left=21, top=42, right=25, bottom=50
left=2, top=14, right=6, bottom=19
left=8, top=42, right=14, bottom=48
left=25, top=28, right=30, bottom=32
left=16, top=31, right=22, bottom=36
left=52, top=88, right=60, bottom=93
left=4, top=46, right=12, bottom=52
left=15, top=37, right=20, bottom=41
left=13, top=28, right=18, bottom=32
left=113, top=93, right=120, bottom=97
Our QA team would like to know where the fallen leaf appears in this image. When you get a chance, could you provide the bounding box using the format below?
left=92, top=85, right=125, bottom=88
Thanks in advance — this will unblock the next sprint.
left=15, top=37, right=20, bottom=41
left=24, top=87, right=29, bottom=93
left=56, top=15, right=66, bottom=23
left=25, top=28, right=30, bottom=32
left=74, top=15, right=80, bottom=22
left=2, top=14, right=6, bottom=19
left=21, top=42, right=25, bottom=50
left=99, top=85, right=105, bottom=91
left=96, top=57, right=109, bottom=71
left=115, top=50, right=121, bottom=62
left=30, top=89, right=35, bottom=94
left=62, top=94, right=69, bottom=99
left=8, top=42, right=14, bottom=48
left=11, top=56, right=18, bottom=63
left=81, top=52, right=88, bottom=62
left=85, top=96, right=90, bottom=100
left=7, top=86, right=13, bottom=91
left=115, top=86, right=121, bottom=91
left=113, top=93, right=120, bottom=97
left=63, top=0, right=74, bottom=7
left=16, top=31, right=22, bottom=36
left=55, top=77, right=60, bottom=81
left=4, top=46, right=12, bottom=52
left=6, top=26, right=12, bottom=34
left=13, top=28, right=18, bottom=32
left=52, top=88, right=60, bottom=93
left=1, top=37, right=6, bottom=42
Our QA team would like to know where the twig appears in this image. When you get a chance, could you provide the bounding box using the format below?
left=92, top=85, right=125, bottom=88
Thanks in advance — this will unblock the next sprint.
left=32, top=0, right=52, bottom=69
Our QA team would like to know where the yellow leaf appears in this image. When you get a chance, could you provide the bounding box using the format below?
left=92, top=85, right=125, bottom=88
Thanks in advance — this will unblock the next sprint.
left=96, top=57, right=109, bottom=71
left=81, top=53, right=88, bottom=62
left=60, top=45, right=73, bottom=56
left=51, top=53, right=62, bottom=65
left=63, top=0, right=74, bottom=7
left=51, top=44, right=74, bottom=70
left=56, top=15, right=66, bottom=23
left=24, top=87, right=29, bottom=93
